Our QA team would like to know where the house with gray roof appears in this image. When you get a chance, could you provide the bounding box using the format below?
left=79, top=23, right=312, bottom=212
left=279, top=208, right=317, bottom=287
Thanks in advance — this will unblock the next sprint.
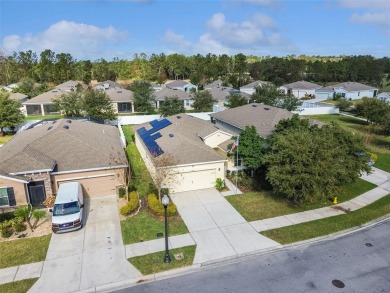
left=93, top=80, right=124, bottom=90
left=154, top=88, right=193, bottom=110
left=279, top=81, right=322, bottom=99
left=240, top=80, right=269, bottom=95
left=204, top=79, right=224, bottom=89
left=206, top=87, right=251, bottom=112
left=134, top=114, right=231, bottom=192
left=315, top=82, right=378, bottom=100
left=166, top=80, right=197, bottom=92
left=209, top=103, right=294, bottom=138
left=10, top=93, right=28, bottom=103
left=102, top=87, right=134, bottom=113
left=377, top=92, right=390, bottom=103
left=0, top=119, right=127, bottom=208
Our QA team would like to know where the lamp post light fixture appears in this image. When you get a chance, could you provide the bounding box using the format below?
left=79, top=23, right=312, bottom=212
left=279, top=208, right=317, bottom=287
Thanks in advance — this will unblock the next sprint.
left=162, top=194, right=171, bottom=263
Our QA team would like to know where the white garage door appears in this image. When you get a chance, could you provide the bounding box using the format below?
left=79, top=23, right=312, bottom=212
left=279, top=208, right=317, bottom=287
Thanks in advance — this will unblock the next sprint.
left=59, top=175, right=117, bottom=197
left=174, top=170, right=216, bottom=192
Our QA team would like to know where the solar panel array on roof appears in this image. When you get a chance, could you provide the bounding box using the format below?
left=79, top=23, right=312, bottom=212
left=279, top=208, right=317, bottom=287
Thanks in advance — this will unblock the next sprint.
left=137, top=118, right=172, bottom=157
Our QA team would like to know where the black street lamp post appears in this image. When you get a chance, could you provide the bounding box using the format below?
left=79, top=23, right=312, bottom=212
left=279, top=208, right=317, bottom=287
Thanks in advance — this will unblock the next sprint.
left=162, top=194, right=171, bottom=263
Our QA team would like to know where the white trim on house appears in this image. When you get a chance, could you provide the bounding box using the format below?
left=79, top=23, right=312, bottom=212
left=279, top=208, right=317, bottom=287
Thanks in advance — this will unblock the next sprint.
left=56, top=173, right=116, bottom=183
left=11, top=169, right=52, bottom=175
left=50, top=165, right=128, bottom=175
left=0, top=175, right=29, bottom=183
left=156, top=159, right=227, bottom=170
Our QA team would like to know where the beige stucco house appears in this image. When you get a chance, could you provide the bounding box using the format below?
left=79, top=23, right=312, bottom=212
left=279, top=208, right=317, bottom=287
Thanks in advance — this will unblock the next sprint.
left=134, top=114, right=231, bottom=193
left=0, top=119, right=127, bottom=209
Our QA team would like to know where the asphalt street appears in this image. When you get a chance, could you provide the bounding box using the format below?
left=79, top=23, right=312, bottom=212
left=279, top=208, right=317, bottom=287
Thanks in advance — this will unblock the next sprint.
left=115, top=219, right=390, bottom=293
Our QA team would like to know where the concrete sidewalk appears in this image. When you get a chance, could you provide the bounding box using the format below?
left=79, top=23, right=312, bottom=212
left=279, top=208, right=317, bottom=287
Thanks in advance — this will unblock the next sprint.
left=1, top=167, right=389, bottom=288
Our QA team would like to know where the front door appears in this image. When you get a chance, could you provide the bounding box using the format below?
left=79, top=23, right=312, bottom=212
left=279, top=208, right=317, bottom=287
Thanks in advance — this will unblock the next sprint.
left=29, top=182, right=46, bottom=206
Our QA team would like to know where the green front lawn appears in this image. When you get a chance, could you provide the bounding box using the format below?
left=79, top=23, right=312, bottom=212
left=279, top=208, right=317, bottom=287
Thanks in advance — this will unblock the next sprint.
left=261, top=194, right=390, bottom=244
left=121, top=209, right=189, bottom=245
left=0, top=278, right=38, bottom=293
left=24, top=114, right=64, bottom=120
left=0, top=135, right=13, bottom=144
left=307, top=114, right=390, bottom=172
left=128, top=245, right=196, bottom=275
left=226, top=179, right=376, bottom=221
left=0, top=235, right=51, bottom=269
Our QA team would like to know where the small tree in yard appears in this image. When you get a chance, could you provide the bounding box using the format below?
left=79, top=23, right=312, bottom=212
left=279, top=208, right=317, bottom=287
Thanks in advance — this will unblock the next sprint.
left=52, top=91, right=83, bottom=117
left=83, top=89, right=116, bottom=120
left=337, top=98, right=353, bottom=112
left=0, top=92, right=24, bottom=136
left=159, top=96, right=185, bottom=117
left=151, top=153, right=179, bottom=201
left=237, top=126, right=265, bottom=176
left=14, top=206, right=33, bottom=230
left=266, top=123, right=371, bottom=204
left=129, top=80, right=156, bottom=114
left=191, top=90, right=216, bottom=112
left=224, top=93, right=248, bottom=109
left=32, top=209, right=46, bottom=229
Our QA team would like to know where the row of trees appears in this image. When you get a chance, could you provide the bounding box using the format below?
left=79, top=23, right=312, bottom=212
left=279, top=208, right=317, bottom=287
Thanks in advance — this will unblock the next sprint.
left=233, top=115, right=371, bottom=204
left=1, top=50, right=389, bottom=89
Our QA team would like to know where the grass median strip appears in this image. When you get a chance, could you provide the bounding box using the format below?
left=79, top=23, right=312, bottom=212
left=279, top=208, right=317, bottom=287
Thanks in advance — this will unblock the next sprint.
left=261, top=194, right=390, bottom=244
left=121, top=209, right=189, bottom=245
left=227, top=178, right=375, bottom=221
left=0, top=278, right=38, bottom=293
left=0, top=235, right=51, bottom=269
left=128, top=245, right=196, bottom=275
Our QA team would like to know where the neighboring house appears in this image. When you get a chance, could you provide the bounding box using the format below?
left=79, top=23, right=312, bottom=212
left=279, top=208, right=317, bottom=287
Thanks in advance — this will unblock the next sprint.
left=154, top=88, right=193, bottom=110
left=22, top=80, right=87, bottom=116
left=207, top=87, right=251, bottom=112
left=315, top=82, right=378, bottom=100
left=240, top=80, right=268, bottom=95
left=134, top=114, right=230, bottom=193
left=105, top=87, right=135, bottom=113
left=22, top=88, right=64, bottom=116
left=0, top=119, right=127, bottom=208
left=377, top=92, right=390, bottom=103
left=166, top=80, right=198, bottom=92
left=94, top=80, right=124, bottom=90
left=209, top=103, right=294, bottom=138
left=10, top=93, right=28, bottom=103
left=279, top=81, right=322, bottom=99
left=150, top=82, right=163, bottom=92
left=2, top=83, right=19, bottom=92
left=204, top=79, right=224, bottom=90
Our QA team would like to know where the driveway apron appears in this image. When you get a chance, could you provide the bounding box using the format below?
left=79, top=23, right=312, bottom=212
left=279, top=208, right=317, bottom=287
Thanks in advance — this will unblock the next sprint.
left=171, top=189, right=280, bottom=264
left=29, top=195, right=141, bottom=293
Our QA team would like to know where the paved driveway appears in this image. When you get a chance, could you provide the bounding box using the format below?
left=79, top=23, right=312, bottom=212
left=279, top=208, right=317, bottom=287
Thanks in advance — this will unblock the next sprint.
left=171, top=189, right=280, bottom=264
left=29, top=195, right=141, bottom=293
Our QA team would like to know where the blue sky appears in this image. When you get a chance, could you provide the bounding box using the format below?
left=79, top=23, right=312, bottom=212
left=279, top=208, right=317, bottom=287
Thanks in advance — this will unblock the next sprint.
left=0, top=0, right=389, bottom=60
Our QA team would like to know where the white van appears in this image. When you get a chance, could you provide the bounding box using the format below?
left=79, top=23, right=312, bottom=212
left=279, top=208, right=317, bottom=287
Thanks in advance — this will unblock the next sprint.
left=51, top=182, right=84, bottom=233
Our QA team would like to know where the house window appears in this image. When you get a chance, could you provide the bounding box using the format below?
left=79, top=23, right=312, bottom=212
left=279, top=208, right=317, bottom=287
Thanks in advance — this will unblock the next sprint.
left=0, top=188, right=9, bottom=206
left=185, top=100, right=190, bottom=107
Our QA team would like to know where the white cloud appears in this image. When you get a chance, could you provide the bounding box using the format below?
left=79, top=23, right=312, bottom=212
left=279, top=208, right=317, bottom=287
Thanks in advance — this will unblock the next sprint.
left=1, top=20, right=128, bottom=59
left=340, top=0, right=390, bottom=34
left=161, top=13, right=289, bottom=55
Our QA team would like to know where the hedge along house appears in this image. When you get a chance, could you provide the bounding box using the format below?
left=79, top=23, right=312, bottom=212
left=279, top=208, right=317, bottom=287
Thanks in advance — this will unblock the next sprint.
left=0, top=119, right=128, bottom=210
left=134, top=114, right=230, bottom=193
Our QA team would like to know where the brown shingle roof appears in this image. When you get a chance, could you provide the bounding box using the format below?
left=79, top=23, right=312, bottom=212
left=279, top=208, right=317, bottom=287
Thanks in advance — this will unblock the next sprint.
left=135, top=114, right=226, bottom=165
left=0, top=119, right=127, bottom=174
left=166, top=80, right=189, bottom=88
left=209, top=103, right=294, bottom=137
left=10, top=93, right=28, bottom=102
left=23, top=89, right=64, bottom=105
left=105, top=87, right=134, bottom=102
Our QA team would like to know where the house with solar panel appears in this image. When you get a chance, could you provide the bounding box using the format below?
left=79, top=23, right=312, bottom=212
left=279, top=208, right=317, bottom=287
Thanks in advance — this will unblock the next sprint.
left=134, top=114, right=231, bottom=193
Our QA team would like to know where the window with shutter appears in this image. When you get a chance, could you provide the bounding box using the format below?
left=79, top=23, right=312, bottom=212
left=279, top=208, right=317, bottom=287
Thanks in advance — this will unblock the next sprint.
left=0, top=188, right=9, bottom=206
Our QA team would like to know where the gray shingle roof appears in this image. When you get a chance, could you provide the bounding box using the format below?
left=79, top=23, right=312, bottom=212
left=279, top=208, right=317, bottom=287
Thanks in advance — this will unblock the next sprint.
left=332, top=82, right=377, bottom=92
left=282, top=80, right=322, bottom=90
left=240, top=80, right=268, bottom=89
left=0, top=119, right=127, bottom=174
left=209, top=103, right=294, bottom=137
left=166, top=80, right=189, bottom=88
left=154, top=88, right=191, bottom=101
left=10, top=93, right=28, bottom=102
left=22, top=89, right=65, bottom=105
left=105, top=87, right=134, bottom=102
left=204, top=79, right=224, bottom=89
left=94, top=80, right=124, bottom=89
left=135, top=114, right=227, bottom=165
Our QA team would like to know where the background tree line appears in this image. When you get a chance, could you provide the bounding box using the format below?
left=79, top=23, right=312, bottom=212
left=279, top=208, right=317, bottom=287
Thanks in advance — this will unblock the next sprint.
left=1, top=50, right=389, bottom=90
